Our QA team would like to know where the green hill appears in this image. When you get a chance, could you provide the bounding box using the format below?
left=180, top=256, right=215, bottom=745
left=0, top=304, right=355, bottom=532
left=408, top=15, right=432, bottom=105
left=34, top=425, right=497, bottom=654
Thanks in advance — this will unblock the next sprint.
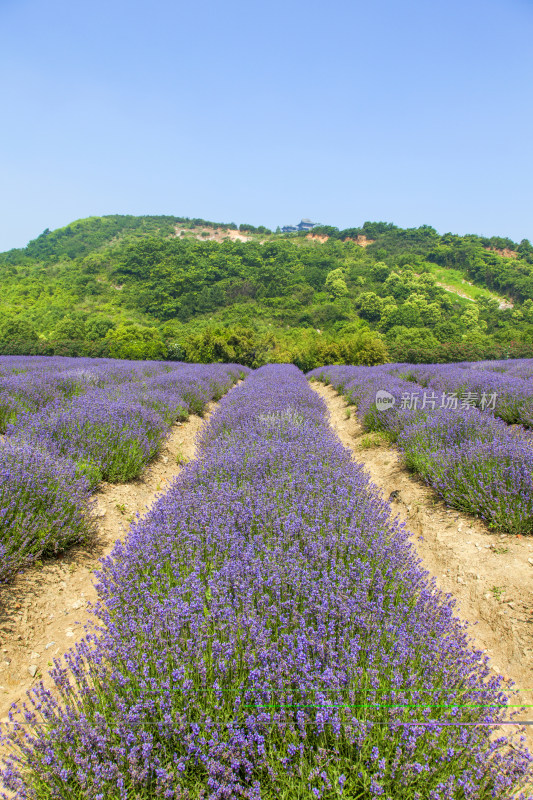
left=2, top=215, right=533, bottom=366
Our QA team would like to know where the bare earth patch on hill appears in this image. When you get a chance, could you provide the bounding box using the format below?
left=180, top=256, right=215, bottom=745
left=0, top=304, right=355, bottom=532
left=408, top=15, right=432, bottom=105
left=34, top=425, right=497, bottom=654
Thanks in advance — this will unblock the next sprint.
left=351, top=235, right=375, bottom=247
left=485, top=246, right=518, bottom=259
left=313, top=381, right=533, bottom=749
left=305, top=234, right=375, bottom=247
left=306, top=234, right=329, bottom=243
left=0, top=405, right=214, bottom=728
left=173, top=224, right=251, bottom=243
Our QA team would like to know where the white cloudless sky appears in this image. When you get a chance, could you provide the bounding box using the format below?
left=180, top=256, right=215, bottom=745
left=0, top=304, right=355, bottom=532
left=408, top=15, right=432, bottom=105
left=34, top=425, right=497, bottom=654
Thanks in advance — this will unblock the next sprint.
left=0, top=0, right=532, bottom=250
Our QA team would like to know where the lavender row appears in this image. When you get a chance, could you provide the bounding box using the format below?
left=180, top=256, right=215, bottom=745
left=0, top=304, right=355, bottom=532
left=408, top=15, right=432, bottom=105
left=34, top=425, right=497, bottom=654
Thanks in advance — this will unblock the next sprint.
left=0, top=357, right=160, bottom=432
left=0, top=357, right=247, bottom=583
left=0, top=357, right=245, bottom=434
left=459, top=359, right=533, bottom=381
left=308, top=365, right=533, bottom=534
left=2, top=366, right=530, bottom=799
left=389, top=360, right=533, bottom=429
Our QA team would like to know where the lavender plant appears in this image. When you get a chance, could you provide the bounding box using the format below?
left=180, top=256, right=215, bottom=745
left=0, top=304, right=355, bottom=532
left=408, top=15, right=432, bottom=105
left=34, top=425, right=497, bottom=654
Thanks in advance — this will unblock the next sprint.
left=1, top=366, right=530, bottom=799
left=0, top=441, right=95, bottom=583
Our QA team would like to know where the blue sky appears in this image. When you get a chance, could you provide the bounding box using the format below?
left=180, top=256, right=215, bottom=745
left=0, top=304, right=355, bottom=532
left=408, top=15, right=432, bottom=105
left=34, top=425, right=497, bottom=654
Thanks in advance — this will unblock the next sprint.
left=1, top=0, right=532, bottom=250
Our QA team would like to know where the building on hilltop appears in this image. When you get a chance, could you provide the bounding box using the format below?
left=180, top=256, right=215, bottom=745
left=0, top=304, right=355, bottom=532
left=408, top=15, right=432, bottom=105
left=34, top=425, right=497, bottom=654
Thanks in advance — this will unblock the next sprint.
left=298, top=218, right=317, bottom=231
left=281, top=219, right=319, bottom=233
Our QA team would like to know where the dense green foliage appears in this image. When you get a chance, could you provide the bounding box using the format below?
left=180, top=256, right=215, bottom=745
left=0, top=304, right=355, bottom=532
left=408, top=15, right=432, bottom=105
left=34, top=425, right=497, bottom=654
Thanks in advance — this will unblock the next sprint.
left=2, top=214, right=533, bottom=365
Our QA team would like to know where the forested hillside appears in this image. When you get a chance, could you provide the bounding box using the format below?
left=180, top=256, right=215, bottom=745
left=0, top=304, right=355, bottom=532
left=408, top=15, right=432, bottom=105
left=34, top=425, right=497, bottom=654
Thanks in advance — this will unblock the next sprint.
left=2, top=215, right=533, bottom=367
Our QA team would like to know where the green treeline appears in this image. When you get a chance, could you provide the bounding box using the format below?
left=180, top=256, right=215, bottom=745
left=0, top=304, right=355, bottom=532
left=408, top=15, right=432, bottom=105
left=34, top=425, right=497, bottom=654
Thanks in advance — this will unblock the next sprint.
left=1, top=215, right=533, bottom=366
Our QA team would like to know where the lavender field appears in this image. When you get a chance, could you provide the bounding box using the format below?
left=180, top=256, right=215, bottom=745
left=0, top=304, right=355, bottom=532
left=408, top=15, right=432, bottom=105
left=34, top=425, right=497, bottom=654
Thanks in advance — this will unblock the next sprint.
left=309, top=360, right=533, bottom=536
left=0, top=356, right=246, bottom=583
left=1, top=362, right=532, bottom=799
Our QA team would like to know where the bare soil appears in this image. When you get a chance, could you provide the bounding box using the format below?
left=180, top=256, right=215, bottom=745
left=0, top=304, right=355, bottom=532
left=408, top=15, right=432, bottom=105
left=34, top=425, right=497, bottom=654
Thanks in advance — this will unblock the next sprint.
left=173, top=225, right=251, bottom=243
left=485, top=246, right=518, bottom=259
left=305, top=234, right=375, bottom=247
left=0, top=407, right=213, bottom=724
left=352, top=235, right=375, bottom=247
left=313, top=382, right=533, bottom=748
left=305, top=234, right=329, bottom=243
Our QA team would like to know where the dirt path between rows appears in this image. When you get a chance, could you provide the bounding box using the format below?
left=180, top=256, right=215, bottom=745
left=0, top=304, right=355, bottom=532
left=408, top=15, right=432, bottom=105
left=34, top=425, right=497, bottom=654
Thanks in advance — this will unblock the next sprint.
left=313, top=382, right=533, bottom=749
left=0, top=405, right=214, bottom=727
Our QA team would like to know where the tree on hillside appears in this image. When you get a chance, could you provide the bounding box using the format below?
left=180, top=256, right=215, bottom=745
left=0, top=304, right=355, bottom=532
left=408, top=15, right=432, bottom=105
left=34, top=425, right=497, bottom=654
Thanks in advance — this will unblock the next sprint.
left=105, top=324, right=167, bottom=360
left=521, top=299, right=533, bottom=323
left=386, top=326, right=440, bottom=351
left=325, top=268, right=348, bottom=298
left=52, top=316, right=87, bottom=340
left=183, top=326, right=273, bottom=368
left=85, top=316, right=116, bottom=341
left=0, top=317, right=39, bottom=342
left=420, top=302, right=442, bottom=327
left=339, top=330, right=389, bottom=366
left=460, top=305, right=488, bottom=346
left=370, top=262, right=391, bottom=282
left=357, top=292, right=383, bottom=322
